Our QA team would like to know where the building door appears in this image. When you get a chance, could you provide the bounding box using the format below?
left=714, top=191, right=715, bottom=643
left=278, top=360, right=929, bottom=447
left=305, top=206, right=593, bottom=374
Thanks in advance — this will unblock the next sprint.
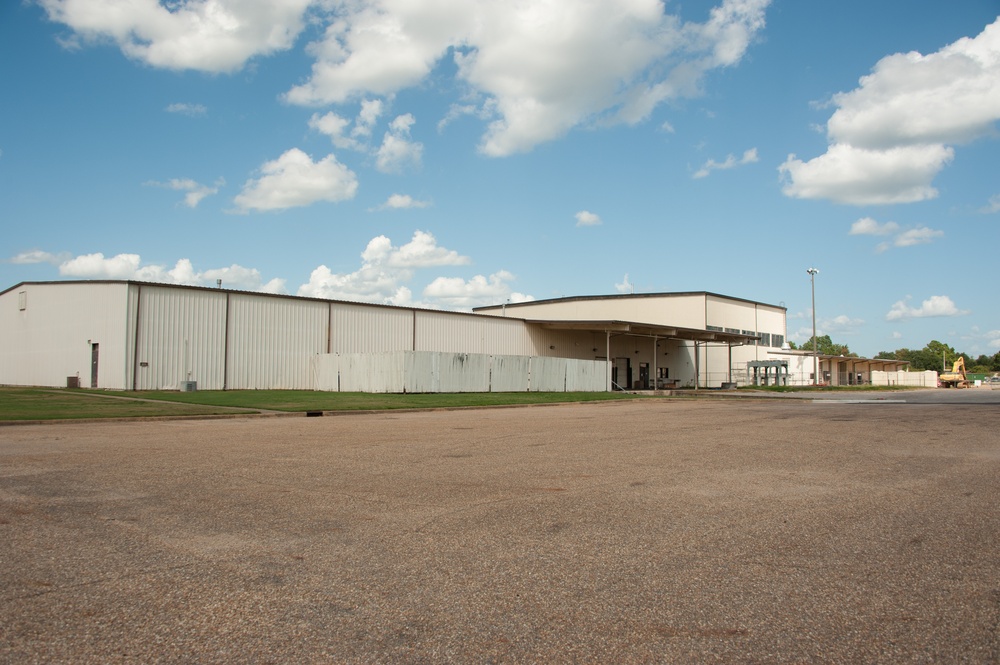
left=612, top=357, right=631, bottom=390
left=638, top=362, right=649, bottom=390
left=90, top=343, right=99, bottom=388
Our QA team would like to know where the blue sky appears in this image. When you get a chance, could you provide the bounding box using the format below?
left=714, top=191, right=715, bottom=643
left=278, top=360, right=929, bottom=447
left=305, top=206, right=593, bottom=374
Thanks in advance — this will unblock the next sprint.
left=2, top=0, right=998, bottom=359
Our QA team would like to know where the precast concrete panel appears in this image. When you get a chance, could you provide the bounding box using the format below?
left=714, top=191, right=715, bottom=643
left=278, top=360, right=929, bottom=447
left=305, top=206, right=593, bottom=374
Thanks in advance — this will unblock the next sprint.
left=565, top=359, right=606, bottom=391
left=529, top=356, right=568, bottom=391
left=490, top=355, right=531, bottom=392
left=330, top=303, right=413, bottom=354
left=227, top=294, right=327, bottom=389
left=334, top=353, right=407, bottom=393
left=133, top=286, right=226, bottom=390
left=0, top=282, right=129, bottom=388
left=430, top=353, right=491, bottom=392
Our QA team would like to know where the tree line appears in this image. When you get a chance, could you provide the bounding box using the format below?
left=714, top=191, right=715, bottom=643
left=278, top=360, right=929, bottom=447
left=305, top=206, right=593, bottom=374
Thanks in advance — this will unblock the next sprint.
left=789, top=336, right=1000, bottom=374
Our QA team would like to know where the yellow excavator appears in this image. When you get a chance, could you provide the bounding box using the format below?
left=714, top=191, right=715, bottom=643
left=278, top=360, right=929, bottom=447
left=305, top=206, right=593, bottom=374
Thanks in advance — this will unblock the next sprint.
left=939, top=357, right=970, bottom=388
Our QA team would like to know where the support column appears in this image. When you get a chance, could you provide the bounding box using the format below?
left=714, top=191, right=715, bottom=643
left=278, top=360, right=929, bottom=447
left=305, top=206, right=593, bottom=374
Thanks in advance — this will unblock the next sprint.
left=606, top=330, right=612, bottom=392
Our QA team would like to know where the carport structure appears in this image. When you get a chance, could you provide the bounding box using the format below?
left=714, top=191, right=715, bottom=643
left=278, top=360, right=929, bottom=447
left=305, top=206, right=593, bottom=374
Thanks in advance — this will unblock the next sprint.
left=530, top=319, right=758, bottom=390
left=817, top=354, right=911, bottom=386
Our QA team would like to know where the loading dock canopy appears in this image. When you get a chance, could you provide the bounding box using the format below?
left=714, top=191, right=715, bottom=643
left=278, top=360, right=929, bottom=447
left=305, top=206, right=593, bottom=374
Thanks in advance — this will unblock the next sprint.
left=529, top=319, right=759, bottom=345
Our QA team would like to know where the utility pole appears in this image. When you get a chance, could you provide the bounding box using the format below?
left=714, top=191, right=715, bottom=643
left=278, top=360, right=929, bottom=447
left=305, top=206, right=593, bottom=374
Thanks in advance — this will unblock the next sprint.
left=807, top=268, right=819, bottom=386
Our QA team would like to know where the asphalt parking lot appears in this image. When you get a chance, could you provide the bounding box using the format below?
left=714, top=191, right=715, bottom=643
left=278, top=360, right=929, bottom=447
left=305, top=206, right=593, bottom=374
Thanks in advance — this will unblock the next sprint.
left=2, top=396, right=999, bottom=663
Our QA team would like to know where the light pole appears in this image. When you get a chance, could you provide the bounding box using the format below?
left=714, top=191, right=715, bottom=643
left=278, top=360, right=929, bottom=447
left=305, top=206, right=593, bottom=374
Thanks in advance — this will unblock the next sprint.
left=807, top=267, right=819, bottom=386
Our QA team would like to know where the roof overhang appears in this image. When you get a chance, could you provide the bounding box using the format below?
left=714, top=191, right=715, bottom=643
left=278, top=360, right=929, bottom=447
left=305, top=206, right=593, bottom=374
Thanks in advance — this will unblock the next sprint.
left=528, top=319, right=758, bottom=345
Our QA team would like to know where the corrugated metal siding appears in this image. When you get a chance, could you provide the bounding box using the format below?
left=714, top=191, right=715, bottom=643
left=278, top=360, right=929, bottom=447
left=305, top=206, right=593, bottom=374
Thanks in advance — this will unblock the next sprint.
left=227, top=294, right=327, bottom=389
left=314, top=351, right=606, bottom=393
left=564, top=359, right=606, bottom=391
left=487, top=294, right=710, bottom=328
left=330, top=303, right=413, bottom=353
left=0, top=282, right=130, bottom=389
left=490, top=355, right=532, bottom=392
left=133, top=286, right=226, bottom=390
left=415, top=310, right=536, bottom=355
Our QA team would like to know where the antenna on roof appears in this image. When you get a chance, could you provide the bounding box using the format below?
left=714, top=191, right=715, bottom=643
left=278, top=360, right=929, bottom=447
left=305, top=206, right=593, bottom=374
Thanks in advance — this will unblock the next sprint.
left=216, top=279, right=222, bottom=289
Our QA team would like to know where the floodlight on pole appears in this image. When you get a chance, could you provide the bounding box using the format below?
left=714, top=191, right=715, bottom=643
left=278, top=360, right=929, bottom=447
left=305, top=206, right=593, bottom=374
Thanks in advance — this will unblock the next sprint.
left=807, top=268, right=819, bottom=386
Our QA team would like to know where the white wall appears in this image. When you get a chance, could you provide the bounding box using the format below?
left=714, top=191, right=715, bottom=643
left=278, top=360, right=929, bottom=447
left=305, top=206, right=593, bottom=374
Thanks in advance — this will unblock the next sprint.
left=0, top=282, right=130, bottom=389
left=227, top=293, right=328, bottom=390
left=315, top=352, right=606, bottom=393
left=131, top=284, right=227, bottom=390
left=871, top=370, right=938, bottom=387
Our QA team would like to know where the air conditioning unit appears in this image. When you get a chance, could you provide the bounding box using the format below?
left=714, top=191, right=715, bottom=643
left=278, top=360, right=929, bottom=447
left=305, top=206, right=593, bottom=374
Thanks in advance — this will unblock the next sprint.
left=180, top=381, right=197, bottom=392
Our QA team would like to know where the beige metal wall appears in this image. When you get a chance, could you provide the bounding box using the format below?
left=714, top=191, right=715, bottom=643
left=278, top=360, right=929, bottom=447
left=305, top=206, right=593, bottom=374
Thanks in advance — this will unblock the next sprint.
left=227, top=293, right=328, bottom=390
left=702, top=295, right=788, bottom=388
left=0, top=282, right=130, bottom=389
left=414, top=310, right=538, bottom=355
left=482, top=293, right=710, bottom=329
left=131, top=284, right=227, bottom=390
left=330, top=302, right=413, bottom=354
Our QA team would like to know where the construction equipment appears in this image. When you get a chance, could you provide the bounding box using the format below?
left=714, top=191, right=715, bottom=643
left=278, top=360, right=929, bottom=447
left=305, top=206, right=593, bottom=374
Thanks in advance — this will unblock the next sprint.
left=939, top=357, right=970, bottom=388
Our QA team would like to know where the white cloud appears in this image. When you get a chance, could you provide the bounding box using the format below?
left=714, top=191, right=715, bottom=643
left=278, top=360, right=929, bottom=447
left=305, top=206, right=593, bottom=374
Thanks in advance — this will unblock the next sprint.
left=297, top=230, right=473, bottom=305
left=779, top=143, right=953, bottom=205
left=437, top=103, right=485, bottom=131
left=423, top=271, right=531, bottom=309
left=165, top=102, right=207, bottom=116
left=40, top=0, right=313, bottom=73
left=146, top=177, right=223, bottom=208
left=781, top=18, right=1000, bottom=205
left=233, top=148, right=358, bottom=212
left=309, top=112, right=363, bottom=151
left=284, top=0, right=770, bottom=156
left=53, top=252, right=286, bottom=292
left=849, top=217, right=943, bottom=252
left=824, top=314, right=864, bottom=333
left=615, top=273, right=633, bottom=294
left=373, top=229, right=470, bottom=268
left=575, top=210, right=601, bottom=227
left=885, top=295, right=970, bottom=321
left=893, top=226, right=944, bottom=248
left=369, top=193, right=431, bottom=211
left=693, top=147, right=758, bottom=178
left=8, top=249, right=70, bottom=265
left=849, top=217, right=899, bottom=236
left=981, top=194, right=1000, bottom=213
left=375, top=114, right=423, bottom=173
left=354, top=99, right=384, bottom=137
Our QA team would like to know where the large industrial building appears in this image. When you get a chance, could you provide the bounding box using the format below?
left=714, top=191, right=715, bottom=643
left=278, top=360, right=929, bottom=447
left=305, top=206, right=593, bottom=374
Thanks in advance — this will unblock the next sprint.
left=0, top=280, right=912, bottom=392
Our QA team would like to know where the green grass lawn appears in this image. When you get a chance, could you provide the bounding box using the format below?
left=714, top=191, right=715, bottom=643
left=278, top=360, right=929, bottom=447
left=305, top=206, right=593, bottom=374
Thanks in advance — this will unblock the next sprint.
left=0, top=387, right=642, bottom=421
left=0, top=387, right=258, bottom=421
left=98, top=389, right=643, bottom=411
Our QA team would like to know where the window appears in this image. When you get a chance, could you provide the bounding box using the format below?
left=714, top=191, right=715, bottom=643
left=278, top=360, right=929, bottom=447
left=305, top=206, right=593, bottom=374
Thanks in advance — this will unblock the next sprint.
left=771, top=334, right=784, bottom=348
left=706, top=325, right=723, bottom=332
left=18, top=291, right=26, bottom=311
left=759, top=332, right=771, bottom=347
left=724, top=327, right=740, bottom=334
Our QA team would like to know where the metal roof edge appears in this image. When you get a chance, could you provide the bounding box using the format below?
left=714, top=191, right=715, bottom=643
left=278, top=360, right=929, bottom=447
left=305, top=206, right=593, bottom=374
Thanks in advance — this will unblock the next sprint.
left=474, top=291, right=787, bottom=312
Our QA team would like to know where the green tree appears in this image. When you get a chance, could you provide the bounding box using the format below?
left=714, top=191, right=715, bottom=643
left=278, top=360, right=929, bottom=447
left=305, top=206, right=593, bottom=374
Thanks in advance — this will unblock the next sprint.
left=894, top=340, right=959, bottom=371
left=793, top=335, right=855, bottom=357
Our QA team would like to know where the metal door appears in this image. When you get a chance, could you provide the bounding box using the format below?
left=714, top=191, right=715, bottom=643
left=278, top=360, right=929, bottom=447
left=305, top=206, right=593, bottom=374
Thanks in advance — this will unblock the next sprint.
left=91, top=343, right=99, bottom=388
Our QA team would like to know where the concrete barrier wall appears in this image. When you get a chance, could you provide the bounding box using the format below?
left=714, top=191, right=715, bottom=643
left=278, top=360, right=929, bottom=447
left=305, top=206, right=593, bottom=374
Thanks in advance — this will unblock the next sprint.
left=313, top=351, right=606, bottom=393
left=871, top=370, right=938, bottom=387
